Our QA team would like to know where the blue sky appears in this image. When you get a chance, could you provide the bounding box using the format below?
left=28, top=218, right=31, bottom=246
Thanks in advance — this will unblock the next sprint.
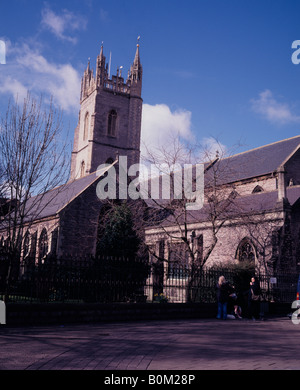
left=1, top=0, right=300, bottom=160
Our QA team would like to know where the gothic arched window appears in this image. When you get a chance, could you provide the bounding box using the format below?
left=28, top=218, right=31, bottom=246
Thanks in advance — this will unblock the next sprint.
left=252, top=185, right=264, bottom=193
left=83, top=112, right=89, bottom=141
left=107, top=110, right=117, bottom=136
left=30, top=232, right=37, bottom=260
left=23, top=231, right=30, bottom=259
left=39, top=228, right=48, bottom=263
left=236, top=238, right=256, bottom=263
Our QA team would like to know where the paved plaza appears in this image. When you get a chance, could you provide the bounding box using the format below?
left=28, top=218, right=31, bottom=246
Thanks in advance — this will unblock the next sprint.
left=0, top=317, right=299, bottom=371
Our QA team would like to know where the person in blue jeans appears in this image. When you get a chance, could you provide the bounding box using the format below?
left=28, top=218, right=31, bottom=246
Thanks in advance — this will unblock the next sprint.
left=216, top=276, right=231, bottom=320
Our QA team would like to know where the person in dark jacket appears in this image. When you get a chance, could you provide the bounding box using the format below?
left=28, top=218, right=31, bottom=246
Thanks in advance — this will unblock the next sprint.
left=248, top=276, right=261, bottom=320
left=216, top=275, right=231, bottom=320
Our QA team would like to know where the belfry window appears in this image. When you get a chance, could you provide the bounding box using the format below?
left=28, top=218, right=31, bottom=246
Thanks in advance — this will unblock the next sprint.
left=107, top=110, right=117, bottom=136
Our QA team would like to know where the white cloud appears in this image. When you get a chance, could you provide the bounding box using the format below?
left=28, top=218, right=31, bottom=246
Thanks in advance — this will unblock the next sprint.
left=18, top=47, right=81, bottom=111
left=0, top=76, right=28, bottom=103
left=0, top=39, right=6, bottom=64
left=141, top=103, right=228, bottom=168
left=41, top=7, right=87, bottom=44
left=0, top=43, right=81, bottom=113
left=200, top=136, right=227, bottom=161
left=141, top=103, right=194, bottom=156
left=251, top=89, right=300, bottom=124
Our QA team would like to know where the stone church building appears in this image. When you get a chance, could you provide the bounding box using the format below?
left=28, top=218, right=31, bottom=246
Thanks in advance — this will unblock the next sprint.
left=1, top=41, right=300, bottom=277
left=145, top=136, right=300, bottom=275
left=0, top=42, right=143, bottom=262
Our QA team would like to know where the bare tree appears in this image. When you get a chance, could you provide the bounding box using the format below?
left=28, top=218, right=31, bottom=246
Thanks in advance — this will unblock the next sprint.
left=141, top=139, right=234, bottom=256
left=0, top=93, right=70, bottom=300
left=127, top=136, right=243, bottom=301
left=238, top=206, right=292, bottom=274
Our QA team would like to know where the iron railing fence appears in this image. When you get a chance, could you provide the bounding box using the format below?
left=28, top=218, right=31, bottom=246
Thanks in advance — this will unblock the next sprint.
left=0, top=255, right=299, bottom=304
left=0, top=256, right=150, bottom=304
left=257, top=271, right=299, bottom=304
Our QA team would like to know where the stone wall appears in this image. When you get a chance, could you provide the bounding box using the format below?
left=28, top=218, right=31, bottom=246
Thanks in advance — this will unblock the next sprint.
left=6, top=302, right=217, bottom=326
left=4, top=301, right=289, bottom=326
left=58, top=179, right=102, bottom=257
left=145, top=211, right=284, bottom=268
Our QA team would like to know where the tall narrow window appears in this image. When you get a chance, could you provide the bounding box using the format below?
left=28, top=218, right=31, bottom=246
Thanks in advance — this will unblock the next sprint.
left=80, top=161, right=85, bottom=177
left=51, top=228, right=59, bottom=255
left=107, top=110, right=117, bottom=136
left=83, top=112, right=89, bottom=140
left=39, top=228, right=48, bottom=263
left=168, top=242, right=189, bottom=279
left=30, top=232, right=37, bottom=261
left=23, top=231, right=30, bottom=259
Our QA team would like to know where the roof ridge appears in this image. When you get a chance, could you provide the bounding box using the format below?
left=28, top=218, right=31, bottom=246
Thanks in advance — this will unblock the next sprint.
left=220, top=134, right=300, bottom=161
left=29, top=169, right=98, bottom=199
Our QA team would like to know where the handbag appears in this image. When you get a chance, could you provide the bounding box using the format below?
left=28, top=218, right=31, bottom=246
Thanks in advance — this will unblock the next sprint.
left=251, top=290, right=260, bottom=301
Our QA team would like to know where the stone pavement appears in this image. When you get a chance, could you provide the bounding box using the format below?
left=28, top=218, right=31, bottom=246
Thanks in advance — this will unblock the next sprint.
left=0, top=317, right=299, bottom=370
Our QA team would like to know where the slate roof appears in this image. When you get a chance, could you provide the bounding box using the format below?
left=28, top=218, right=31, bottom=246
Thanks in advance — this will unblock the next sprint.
left=205, top=135, right=300, bottom=185
left=23, top=163, right=116, bottom=222
left=155, top=185, right=300, bottom=228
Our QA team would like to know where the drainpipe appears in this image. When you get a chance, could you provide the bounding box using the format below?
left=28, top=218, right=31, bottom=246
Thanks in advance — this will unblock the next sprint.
left=276, top=165, right=292, bottom=271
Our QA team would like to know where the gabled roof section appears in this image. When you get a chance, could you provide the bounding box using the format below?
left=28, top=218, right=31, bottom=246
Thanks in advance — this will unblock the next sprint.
left=206, top=135, right=300, bottom=185
left=24, top=162, right=117, bottom=222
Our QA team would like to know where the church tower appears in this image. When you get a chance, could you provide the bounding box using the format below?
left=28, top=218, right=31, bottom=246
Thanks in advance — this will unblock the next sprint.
left=70, top=42, right=143, bottom=180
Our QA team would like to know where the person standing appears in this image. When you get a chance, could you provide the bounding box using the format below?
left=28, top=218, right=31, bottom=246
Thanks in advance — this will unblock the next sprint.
left=248, top=276, right=261, bottom=320
left=216, top=276, right=231, bottom=320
